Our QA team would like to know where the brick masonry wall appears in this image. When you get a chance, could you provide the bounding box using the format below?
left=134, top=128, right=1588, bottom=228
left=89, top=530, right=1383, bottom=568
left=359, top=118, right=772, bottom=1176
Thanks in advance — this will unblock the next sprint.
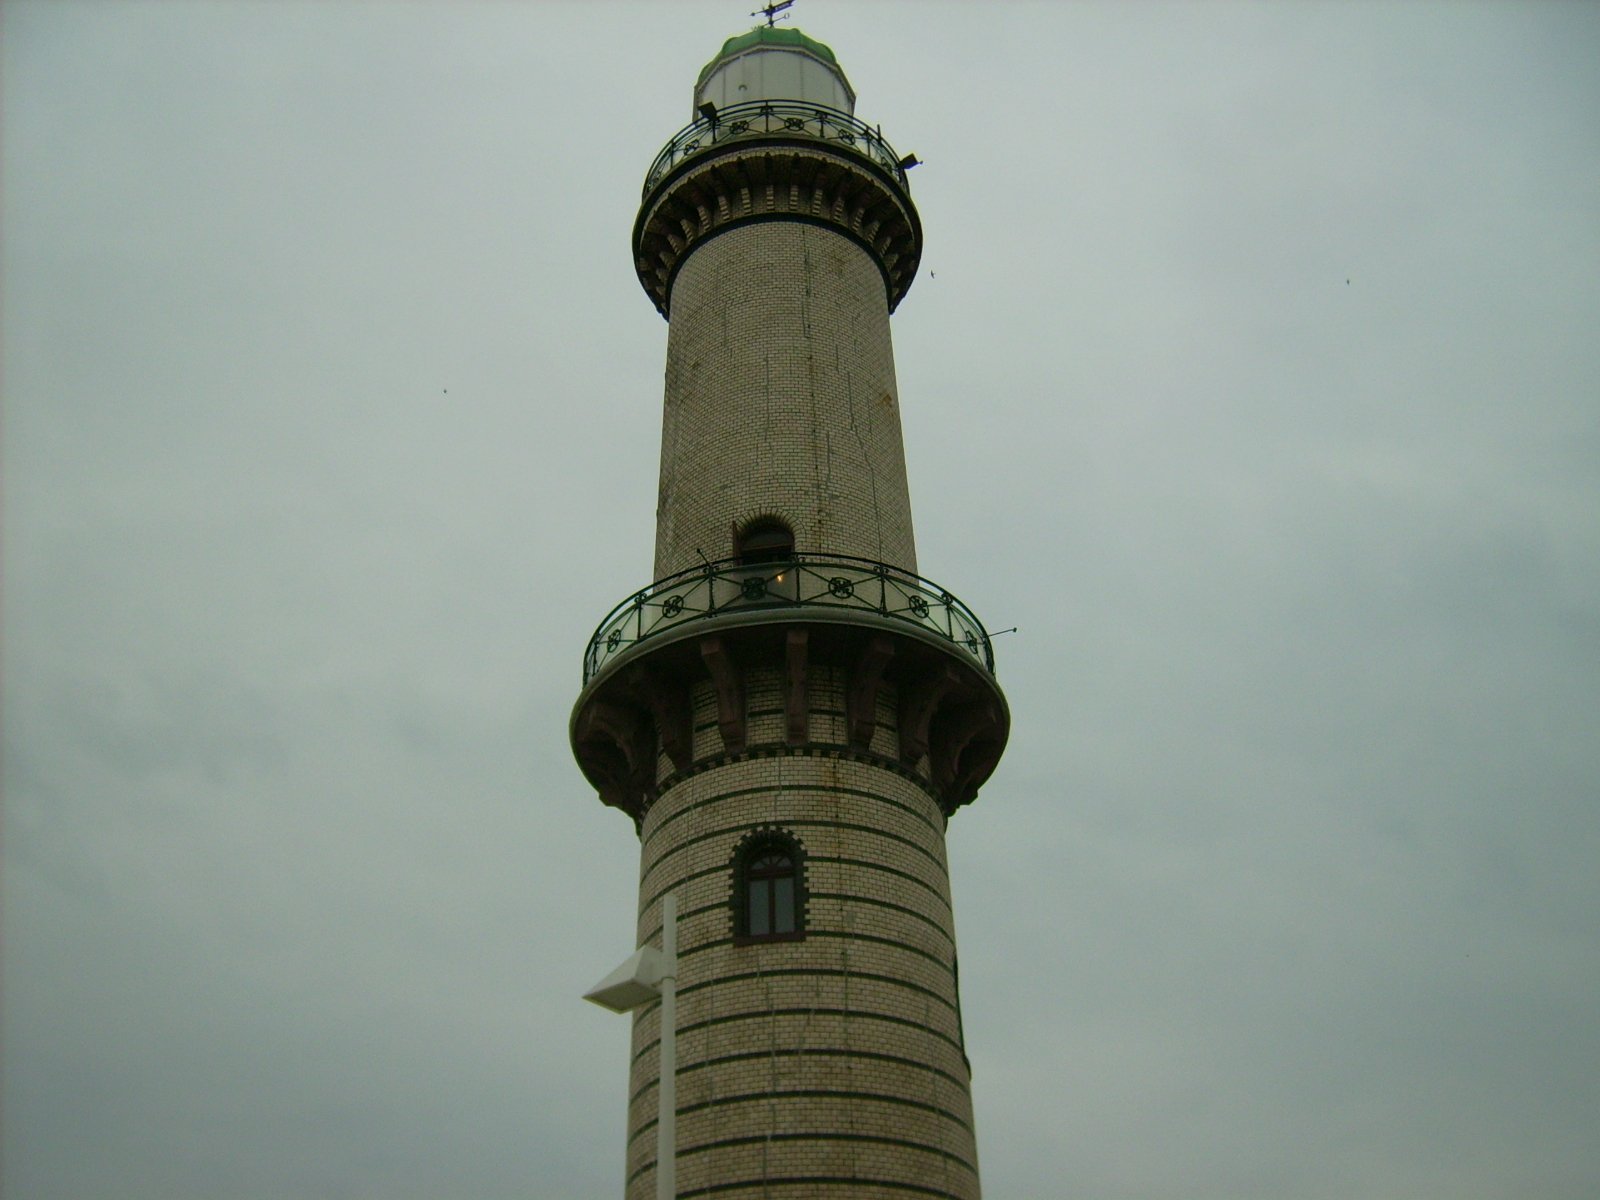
left=653, top=221, right=919, bottom=581
left=622, top=665, right=981, bottom=1200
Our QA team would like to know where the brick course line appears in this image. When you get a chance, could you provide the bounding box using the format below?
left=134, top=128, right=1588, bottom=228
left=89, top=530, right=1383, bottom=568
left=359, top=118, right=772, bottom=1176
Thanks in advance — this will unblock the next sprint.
left=644, top=775, right=942, bottom=849
left=673, top=928, right=952, bottom=972
left=672, top=967, right=956, bottom=1010
left=626, top=1130, right=977, bottom=1185
left=677, top=1178, right=968, bottom=1200
left=631, top=1006, right=966, bottom=1064
left=807, top=891, right=955, bottom=942
left=628, top=1047, right=970, bottom=1105
left=627, top=1089, right=974, bottom=1145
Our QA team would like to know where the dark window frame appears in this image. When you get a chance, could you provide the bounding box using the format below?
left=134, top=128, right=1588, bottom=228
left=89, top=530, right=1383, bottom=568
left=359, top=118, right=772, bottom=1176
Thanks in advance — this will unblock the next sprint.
left=734, top=516, right=795, bottom=565
left=731, top=828, right=807, bottom=945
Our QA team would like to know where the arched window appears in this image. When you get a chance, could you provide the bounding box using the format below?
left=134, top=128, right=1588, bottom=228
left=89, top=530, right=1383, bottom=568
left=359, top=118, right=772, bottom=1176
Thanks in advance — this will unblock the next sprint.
left=735, top=517, right=794, bottom=565
left=732, top=829, right=806, bottom=943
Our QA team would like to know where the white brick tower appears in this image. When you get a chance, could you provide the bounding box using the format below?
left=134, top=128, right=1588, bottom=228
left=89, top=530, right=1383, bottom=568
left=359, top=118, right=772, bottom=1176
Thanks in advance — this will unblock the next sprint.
left=572, top=25, right=1008, bottom=1200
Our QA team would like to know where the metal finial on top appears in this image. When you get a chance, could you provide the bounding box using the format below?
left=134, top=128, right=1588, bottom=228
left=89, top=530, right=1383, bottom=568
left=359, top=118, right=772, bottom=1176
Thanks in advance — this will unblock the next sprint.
left=752, top=0, right=794, bottom=28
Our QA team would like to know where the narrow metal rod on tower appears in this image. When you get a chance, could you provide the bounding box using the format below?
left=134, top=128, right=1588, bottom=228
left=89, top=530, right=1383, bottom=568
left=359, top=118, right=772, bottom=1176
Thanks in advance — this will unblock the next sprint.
left=655, top=894, right=677, bottom=1200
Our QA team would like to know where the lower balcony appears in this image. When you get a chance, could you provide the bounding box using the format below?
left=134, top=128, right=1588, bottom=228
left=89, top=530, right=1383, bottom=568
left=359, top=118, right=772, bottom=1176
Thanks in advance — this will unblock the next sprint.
left=571, top=555, right=1009, bottom=824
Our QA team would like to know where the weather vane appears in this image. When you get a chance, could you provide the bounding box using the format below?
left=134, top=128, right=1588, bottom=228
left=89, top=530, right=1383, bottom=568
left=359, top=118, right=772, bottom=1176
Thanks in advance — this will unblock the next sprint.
left=752, top=0, right=794, bottom=28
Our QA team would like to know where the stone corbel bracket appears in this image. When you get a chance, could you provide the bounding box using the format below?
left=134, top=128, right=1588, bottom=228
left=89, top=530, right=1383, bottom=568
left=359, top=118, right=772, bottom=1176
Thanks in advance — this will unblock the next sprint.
left=570, top=618, right=1008, bottom=824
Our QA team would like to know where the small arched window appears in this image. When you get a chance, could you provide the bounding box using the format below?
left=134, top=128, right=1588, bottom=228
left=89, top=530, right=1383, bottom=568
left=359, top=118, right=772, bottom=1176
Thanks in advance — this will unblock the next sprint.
left=735, top=517, right=794, bottom=565
left=732, top=830, right=806, bottom=943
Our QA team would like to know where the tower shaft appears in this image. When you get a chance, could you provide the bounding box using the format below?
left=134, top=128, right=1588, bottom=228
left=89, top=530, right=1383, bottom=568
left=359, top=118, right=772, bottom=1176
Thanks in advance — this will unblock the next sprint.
left=573, top=26, right=1007, bottom=1200
left=655, top=223, right=918, bottom=581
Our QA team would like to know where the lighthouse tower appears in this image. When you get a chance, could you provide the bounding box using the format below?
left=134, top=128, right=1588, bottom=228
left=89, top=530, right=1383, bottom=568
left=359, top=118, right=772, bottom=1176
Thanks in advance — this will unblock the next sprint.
left=572, top=23, right=1008, bottom=1200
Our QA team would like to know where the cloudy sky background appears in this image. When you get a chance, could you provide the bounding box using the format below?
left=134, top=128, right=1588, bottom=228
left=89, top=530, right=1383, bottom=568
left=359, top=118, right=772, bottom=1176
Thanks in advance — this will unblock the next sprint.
left=5, top=2, right=1598, bottom=1197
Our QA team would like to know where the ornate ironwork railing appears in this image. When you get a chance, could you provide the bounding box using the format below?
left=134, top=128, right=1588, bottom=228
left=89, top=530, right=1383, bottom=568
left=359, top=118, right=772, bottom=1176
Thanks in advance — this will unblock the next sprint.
left=643, top=100, right=908, bottom=195
left=583, top=554, right=993, bottom=684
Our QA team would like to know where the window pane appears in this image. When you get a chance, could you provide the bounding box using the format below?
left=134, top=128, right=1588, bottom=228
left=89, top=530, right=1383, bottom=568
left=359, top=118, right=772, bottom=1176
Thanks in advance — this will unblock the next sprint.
left=748, top=879, right=770, bottom=936
left=737, top=519, right=794, bottom=565
left=774, top=876, right=794, bottom=933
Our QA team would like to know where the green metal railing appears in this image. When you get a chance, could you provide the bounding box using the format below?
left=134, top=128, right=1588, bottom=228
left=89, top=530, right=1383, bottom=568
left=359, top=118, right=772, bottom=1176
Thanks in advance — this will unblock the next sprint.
left=643, top=100, right=908, bottom=196
left=583, top=554, right=992, bottom=684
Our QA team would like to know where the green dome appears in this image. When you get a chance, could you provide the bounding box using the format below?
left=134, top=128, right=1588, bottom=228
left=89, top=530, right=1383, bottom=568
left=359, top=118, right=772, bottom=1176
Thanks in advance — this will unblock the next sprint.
left=713, top=25, right=839, bottom=66
left=694, top=24, right=857, bottom=113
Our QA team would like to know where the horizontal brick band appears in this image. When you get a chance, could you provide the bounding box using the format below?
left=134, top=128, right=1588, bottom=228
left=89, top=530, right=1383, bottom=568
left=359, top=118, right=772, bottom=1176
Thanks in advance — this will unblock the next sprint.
left=678, top=1179, right=969, bottom=1200
left=632, top=1006, right=966, bottom=1065
left=629, top=1046, right=970, bottom=1106
left=674, top=966, right=954, bottom=1010
left=627, top=1088, right=974, bottom=1147
left=675, top=928, right=951, bottom=972
left=628, top=1130, right=977, bottom=1187
left=644, top=775, right=942, bottom=853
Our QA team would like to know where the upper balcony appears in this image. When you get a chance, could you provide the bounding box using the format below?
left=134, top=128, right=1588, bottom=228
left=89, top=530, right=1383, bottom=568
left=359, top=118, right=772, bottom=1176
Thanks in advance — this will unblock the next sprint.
left=632, top=101, right=923, bottom=316
left=582, top=553, right=992, bottom=686
left=642, top=100, right=911, bottom=199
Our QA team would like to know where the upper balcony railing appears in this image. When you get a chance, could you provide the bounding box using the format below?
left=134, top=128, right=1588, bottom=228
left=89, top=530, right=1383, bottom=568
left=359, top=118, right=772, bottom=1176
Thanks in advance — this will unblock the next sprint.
left=642, top=100, right=909, bottom=196
left=583, top=553, right=993, bottom=684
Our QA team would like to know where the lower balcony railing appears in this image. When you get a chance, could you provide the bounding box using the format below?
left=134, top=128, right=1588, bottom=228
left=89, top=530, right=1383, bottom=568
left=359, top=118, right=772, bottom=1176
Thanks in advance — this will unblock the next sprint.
left=583, top=554, right=993, bottom=684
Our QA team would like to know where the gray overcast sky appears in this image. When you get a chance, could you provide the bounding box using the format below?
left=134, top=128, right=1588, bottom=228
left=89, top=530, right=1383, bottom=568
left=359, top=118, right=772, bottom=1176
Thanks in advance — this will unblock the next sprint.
left=4, top=2, right=1598, bottom=1197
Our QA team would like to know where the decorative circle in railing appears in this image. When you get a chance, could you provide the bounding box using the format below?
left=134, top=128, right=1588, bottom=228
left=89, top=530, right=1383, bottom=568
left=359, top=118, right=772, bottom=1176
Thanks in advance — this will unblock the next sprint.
left=582, top=553, right=995, bottom=683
